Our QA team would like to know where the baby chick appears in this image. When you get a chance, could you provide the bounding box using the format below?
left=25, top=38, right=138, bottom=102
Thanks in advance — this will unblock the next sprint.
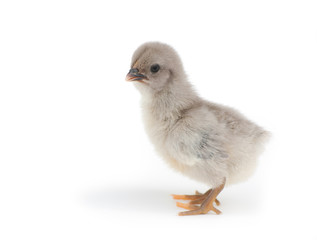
left=126, top=42, right=270, bottom=216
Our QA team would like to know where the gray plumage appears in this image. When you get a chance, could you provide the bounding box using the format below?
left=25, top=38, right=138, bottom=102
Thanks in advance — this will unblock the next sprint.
left=126, top=42, right=270, bottom=214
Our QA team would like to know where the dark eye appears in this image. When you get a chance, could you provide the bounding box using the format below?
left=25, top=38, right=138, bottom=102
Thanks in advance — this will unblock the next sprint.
left=150, top=64, right=160, bottom=73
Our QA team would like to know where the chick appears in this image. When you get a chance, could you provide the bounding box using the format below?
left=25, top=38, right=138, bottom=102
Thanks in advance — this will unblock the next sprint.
left=126, top=42, right=270, bottom=216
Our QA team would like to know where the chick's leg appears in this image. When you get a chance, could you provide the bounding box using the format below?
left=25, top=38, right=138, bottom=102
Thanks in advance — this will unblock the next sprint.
left=173, top=180, right=225, bottom=216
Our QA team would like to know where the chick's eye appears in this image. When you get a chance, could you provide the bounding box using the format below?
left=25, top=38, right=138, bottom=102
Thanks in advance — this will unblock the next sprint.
left=150, top=64, right=160, bottom=73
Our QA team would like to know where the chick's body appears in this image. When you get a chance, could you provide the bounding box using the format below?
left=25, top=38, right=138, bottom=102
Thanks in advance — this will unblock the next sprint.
left=126, top=42, right=269, bottom=215
left=142, top=98, right=268, bottom=188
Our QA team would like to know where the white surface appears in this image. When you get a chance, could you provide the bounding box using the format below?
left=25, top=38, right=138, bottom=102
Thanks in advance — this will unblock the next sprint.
left=0, top=1, right=316, bottom=239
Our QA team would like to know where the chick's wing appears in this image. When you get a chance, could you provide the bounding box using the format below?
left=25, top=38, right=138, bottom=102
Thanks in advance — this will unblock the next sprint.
left=167, top=126, right=229, bottom=166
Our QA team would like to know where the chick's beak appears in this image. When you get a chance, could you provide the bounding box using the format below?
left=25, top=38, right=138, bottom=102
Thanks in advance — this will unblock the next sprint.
left=126, top=68, right=148, bottom=82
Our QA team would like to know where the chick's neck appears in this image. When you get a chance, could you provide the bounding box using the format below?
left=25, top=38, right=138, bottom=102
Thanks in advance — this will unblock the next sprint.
left=142, top=78, right=200, bottom=121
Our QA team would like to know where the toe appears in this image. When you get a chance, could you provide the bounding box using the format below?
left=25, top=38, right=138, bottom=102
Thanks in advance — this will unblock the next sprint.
left=178, top=209, right=204, bottom=216
left=215, top=198, right=221, bottom=206
left=172, top=194, right=204, bottom=200
left=211, top=207, right=222, bottom=215
left=176, top=202, right=199, bottom=210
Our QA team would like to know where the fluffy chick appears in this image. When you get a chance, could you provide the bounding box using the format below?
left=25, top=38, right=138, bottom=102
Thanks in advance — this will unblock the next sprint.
left=126, top=42, right=270, bottom=216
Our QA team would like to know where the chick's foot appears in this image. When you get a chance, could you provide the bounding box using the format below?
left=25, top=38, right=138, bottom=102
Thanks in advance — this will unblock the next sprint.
left=172, top=181, right=225, bottom=216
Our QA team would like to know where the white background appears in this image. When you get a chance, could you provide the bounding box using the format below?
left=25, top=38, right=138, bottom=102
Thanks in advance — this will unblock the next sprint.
left=1, top=0, right=317, bottom=239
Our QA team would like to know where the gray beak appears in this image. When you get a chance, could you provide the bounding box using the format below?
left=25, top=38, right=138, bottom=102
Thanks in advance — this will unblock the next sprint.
left=126, top=68, right=148, bottom=82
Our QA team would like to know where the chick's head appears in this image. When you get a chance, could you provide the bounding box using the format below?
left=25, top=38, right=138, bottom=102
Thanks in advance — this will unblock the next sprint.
left=126, top=42, right=185, bottom=93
